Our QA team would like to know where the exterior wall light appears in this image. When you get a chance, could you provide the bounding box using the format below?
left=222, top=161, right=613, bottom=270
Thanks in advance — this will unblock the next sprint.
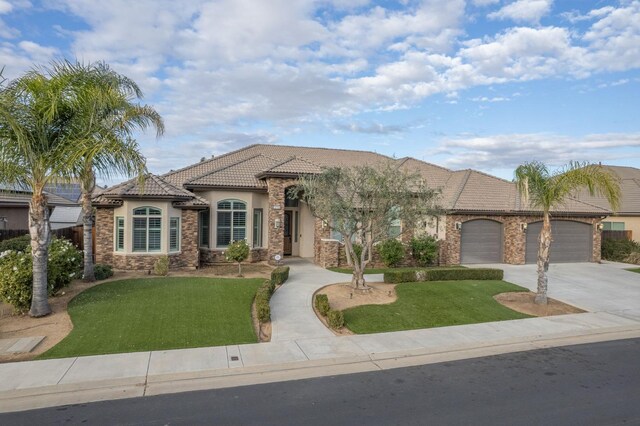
left=520, top=223, right=528, bottom=232
left=274, top=218, right=281, bottom=229
left=454, top=222, right=462, bottom=231
left=597, top=223, right=604, bottom=231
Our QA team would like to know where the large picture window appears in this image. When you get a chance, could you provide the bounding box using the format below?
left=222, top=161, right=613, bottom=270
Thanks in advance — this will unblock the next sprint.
left=217, top=200, right=246, bottom=247
left=132, top=207, right=162, bottom=252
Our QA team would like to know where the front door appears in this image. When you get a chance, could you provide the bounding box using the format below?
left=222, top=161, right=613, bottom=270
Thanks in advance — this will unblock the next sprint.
left=283, top=210, right=292, bottom=255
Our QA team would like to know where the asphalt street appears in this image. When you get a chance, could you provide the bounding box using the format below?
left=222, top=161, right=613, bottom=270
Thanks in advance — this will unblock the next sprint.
left=3, top=337, right=640, bottom=425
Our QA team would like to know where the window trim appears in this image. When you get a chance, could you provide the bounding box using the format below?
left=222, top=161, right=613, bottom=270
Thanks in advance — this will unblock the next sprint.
left=253, top=208, right=263, bottom=248
left=115, top=216, right=125, bottom=252
left=169, top=217, right=180, bottom=252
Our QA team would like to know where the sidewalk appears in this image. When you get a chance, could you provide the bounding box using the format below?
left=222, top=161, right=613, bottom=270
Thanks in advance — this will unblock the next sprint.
left=2, top=260, right=640, bottom=413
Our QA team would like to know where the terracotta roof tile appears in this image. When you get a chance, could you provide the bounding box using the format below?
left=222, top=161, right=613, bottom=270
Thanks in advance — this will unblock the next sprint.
left=185, top=154, right=280, bottom=188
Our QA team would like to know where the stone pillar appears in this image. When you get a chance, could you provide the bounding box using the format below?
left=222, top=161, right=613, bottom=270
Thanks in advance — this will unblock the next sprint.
left=503, top=217, right=526, bottom=265
left=94, top=207, right=114, bottom=265
left=314, top=217, right=330, bottom=264
left=443, top=215, right=461, bottom=265
left=267, top=178, right=286, bottom=265
left=593, top=221, right=602, bottom=262
left=170, top=209, right=199, bottom=268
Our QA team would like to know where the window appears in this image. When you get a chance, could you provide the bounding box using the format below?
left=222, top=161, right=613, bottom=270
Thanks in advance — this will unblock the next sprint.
left=253, top=209, right=263, bottom=248
left=285, top=188, right=299, bottom=207
left=132, top=207, right=162, bottom=252
left=217, top=200, right=246, bottom=247
left=170, top=217, right=180, bottom=252
left=115, top=217, right=125, bottom=251
left=602, top=221, right=625, bottom=231
left=199, top=210, right=210, bottom=247
left=388, top=206, right=401, bottom=238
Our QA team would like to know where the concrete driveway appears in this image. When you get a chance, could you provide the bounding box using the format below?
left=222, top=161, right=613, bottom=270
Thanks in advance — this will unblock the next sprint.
left=482, top=262, right=640, bottom=316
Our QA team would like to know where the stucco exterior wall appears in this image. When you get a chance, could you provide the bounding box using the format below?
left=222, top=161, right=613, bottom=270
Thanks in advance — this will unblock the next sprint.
left=604, top=215, right=640, bottom=242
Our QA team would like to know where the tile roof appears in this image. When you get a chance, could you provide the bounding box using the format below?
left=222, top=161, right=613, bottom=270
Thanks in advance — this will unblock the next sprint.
left=103, top=144, right=613, bottom=216
left=93, top=174, right=209, bottom=208
left=573, top=165, right=640, bottom=215
left=0, top=189, right=79, bottom=207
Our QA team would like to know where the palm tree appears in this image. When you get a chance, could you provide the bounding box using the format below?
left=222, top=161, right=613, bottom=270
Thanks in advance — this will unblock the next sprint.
left=0, top=67, right=80, bottom=316
left=57, top=61, right=164, bottom=281
left=514, top=161, right=620, bottom=305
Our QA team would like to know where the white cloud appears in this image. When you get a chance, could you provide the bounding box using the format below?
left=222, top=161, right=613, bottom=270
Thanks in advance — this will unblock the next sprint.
left=472, top=0, right=500, bottom=6
left=488, top=0, right=553, bottom=24
left=437, top=132, right=640, bottom=170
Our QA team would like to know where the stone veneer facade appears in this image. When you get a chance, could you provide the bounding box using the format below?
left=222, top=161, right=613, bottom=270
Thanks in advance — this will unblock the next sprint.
left=95, top=207, right=200, bottom=271
left=440, top=214, right=603, bottom=266
left=199, top=248, right=268, bottom=265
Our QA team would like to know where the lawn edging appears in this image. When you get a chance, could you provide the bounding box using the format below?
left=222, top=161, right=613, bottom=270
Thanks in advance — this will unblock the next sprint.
left=384, top=268, right=503, bottom=283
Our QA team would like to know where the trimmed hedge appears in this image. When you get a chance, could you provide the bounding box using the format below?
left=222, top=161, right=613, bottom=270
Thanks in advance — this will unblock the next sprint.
left=327, top=309, right=344, bottom=329
left=384, top=268, right=503, bottom=283
left=94, top=264, right=114, bottom=281
left=314, top=293, right=330, bottom=316
left=255, top=279, right=274, bottom=323
left=271, top=266, right=290, bottom=286
left=0, top=234, right=30, bottom=252
left=601, top=239, right=640, bottom=262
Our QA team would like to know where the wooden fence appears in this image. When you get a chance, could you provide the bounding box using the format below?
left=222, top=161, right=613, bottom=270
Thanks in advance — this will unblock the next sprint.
left=602, top=230, right=633, bottom=241
left=0, top=225, right=89, bottom=250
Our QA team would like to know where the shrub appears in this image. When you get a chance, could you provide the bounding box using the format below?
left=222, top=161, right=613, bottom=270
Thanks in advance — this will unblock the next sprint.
left=225, top=240, right=250, bottom=276
left=314, top=293, right=331, bottom=316
left=0, top=234, right=30, bottom=252
left=255, top=279, right=273, bottom=323
left=94, top=264, right=114, bottom=280
left=47, top=237, right=83, bottom=292
left=377, top=239, right=405, bottom=267
left=383, top=269, right=418, bottom=283
left=624, top=252, right=640, bottom=265
left=0, top=236, right=82, bottom=311
left=383, top=268, right=503, bottom=283
left=271, top=266, right=290, bottom=286
left=411, top=235, right=439, bottom=267
left=0, top=250, right=33, bottom=311
left=601, top=239, right=640, bottom=262
left=153, top=255, right=170, bottom=276
left=327, top=309, right=344, bottom=329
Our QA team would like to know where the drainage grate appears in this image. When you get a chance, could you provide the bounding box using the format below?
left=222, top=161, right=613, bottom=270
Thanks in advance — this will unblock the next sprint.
left=230, top=356, right=239, bottom=361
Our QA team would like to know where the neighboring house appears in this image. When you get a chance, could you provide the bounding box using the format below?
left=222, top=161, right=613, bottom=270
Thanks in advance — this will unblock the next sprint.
left=92, top=144, right=611, bottom=270
left=0, top=184, right=79, bottom=231
left=49, top=206, right=83, bottom=230
left=575, top=165, right=640, bottom=242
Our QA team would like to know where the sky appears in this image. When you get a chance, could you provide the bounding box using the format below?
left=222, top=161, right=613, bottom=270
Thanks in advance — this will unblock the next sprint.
left=1, top=0, right=640, bottom=183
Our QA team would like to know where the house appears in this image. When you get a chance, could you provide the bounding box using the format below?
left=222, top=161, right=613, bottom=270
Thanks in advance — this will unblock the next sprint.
left=574, top=165, right=640, bottom=242
left=92, top=144, right=611, bottom=270
left=0, top=184, right=79, bottom=231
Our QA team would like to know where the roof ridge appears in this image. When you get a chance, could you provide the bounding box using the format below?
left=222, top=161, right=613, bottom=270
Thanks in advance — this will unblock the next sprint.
left=564, top=196, right=611, bottom=213
left=450, top=170, right=472, bottom=208
left=162, top=143, right=261, bottom=179
left=401, top=157, right=454, bottom=173
left=467, top=168, right=514, bottom=185
left=271, top=155, right=323, bottom=170
left=254, top=143, right=393, bottom=159
left=185, top=153, right=279, bottom=184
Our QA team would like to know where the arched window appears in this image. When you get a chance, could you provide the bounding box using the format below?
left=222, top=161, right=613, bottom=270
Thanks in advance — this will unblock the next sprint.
left=133, top=207, right=162, bottom=252
left=217, top=200, right=246, bottom=247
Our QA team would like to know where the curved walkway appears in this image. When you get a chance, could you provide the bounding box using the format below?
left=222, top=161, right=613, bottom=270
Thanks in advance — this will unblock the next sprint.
left=270, top=258, right=382, bottom=341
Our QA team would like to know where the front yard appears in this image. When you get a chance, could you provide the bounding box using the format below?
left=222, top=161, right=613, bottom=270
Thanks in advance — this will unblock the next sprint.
left=342, top=280, right=532, bottom=334
left=39, top=277, right=263, bottom=359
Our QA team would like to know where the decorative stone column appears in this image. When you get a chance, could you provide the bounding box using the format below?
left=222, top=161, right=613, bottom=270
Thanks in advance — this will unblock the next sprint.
left=266, top=178, right=287, bottom=265
left=94, top=207, right=114, bottom=266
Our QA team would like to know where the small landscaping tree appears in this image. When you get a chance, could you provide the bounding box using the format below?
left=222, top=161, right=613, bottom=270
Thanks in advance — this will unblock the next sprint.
left=226, top=240, right=250, bottom=277
left=294, top=163, right=439, bottom=290
left=514, top=161, right=620, bottom=305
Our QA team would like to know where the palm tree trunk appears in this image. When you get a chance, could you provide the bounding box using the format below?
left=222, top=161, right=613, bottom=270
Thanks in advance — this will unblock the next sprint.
left=535, top=213, right=552, bottom=305
left=82, top=168, right=96, bottom=282
left=81, top=189, right=95, bottom=282
left=29, top=192, right=52, bottom=317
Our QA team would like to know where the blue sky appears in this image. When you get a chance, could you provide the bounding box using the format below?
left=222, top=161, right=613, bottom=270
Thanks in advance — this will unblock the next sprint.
left=2, top=0, right=639, bottom=182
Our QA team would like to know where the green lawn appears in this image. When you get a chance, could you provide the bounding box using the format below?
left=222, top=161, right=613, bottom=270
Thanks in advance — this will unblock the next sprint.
left=628, top=268, right=640, bottom=274
left=343, top=280, right=531, bottom=334
left=329, top=266, right=465, bottom=275
left=39, top=277, right=263, bottom=359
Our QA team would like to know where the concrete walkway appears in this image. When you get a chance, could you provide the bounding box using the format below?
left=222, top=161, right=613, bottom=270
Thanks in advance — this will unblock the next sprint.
left=2, top=261, right=640, bottom=413
left=270, top=258, right=383, bottom=341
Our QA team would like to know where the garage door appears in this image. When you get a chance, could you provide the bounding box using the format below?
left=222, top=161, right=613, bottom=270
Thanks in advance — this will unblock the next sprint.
left=460, top=219, right=503, bottom=264
left=526, top=220, right=592, bottom=263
